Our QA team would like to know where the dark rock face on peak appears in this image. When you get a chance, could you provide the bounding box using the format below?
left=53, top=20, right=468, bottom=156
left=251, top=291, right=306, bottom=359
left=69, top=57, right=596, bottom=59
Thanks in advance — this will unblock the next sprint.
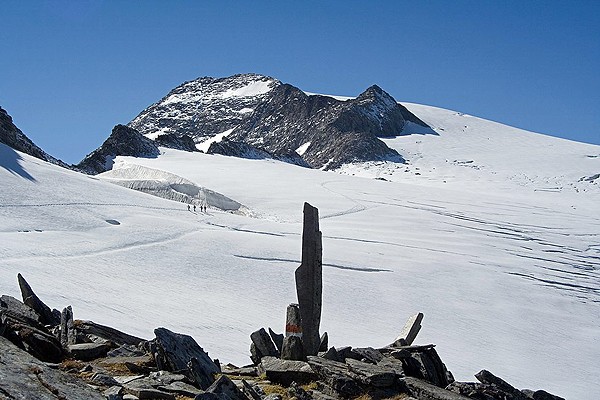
left=229, top=84, right=406, bottom=169
left=207, top=137, right=310, bottom=168
left=155, top=132, right=198, bottom=152
left=0, top=106, right=67, bottom=167
left=76, top=124, right=160, bottom=175
left=122, top=73, right=434, bottom=170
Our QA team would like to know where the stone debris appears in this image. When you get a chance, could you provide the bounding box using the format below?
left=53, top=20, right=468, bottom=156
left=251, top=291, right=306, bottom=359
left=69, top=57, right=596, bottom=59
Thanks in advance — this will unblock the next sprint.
left=0, top=208, right=569, bottom=400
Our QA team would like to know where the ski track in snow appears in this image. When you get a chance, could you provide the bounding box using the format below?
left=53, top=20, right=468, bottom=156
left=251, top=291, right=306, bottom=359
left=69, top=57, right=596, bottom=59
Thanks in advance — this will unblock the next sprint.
left=233, top=255, right=392, bottom=273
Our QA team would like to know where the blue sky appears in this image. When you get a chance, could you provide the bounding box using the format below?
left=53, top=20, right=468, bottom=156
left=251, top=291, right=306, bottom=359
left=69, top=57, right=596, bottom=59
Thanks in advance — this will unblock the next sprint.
left=1, top=1, right=599, bottom=164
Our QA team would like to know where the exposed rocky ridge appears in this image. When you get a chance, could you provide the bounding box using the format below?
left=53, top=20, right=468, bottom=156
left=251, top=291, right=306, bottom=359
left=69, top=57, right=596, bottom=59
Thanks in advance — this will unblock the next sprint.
left=76, top=124, right=161, bottom=174
left=126, top=73, right=434, bottom=170
left=0, top=106, right=68, bottom=168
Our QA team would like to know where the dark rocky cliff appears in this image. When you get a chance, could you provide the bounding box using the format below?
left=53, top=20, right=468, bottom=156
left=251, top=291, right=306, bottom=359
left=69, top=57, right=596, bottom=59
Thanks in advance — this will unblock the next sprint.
left=76, top=124, right=160, bottom=174
left=0, top=106, right=67, bottom=167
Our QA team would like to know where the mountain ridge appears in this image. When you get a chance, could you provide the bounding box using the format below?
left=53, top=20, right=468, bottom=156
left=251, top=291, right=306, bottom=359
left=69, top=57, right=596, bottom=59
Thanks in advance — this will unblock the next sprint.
left=0, top=106, right=68, bottom=168
left=126, top=73, right=435, bottom=170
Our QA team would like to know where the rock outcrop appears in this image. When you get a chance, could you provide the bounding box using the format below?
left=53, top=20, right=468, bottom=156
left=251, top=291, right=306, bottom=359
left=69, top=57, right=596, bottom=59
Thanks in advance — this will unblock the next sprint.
left=76, top=124, right=160, bottom=174
left=155, top=132, right=199, bottom=152
left=207, top=137, right=310, bottom=167
left=0, top=106, right=68, bottom=167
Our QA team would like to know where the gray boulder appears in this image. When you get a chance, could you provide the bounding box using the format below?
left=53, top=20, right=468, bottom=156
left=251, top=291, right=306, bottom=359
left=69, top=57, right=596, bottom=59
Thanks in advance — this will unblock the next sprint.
left=405, top=377, right=471, bottom=400
left=204, top=375, right=249, bottom=400
left=68, top=342, right=110, bottom=361
left=306, top=356, right=362, bottom=397
left=153, top=327, right=219, bottom=387
left=0, top=335, right=104, bottom=399
left=250, top=327, right=279, bottom=362
left=346, top=358, right=398, bottom=388
left=259, top=356, right=317, bottom=386
left=475, top=370, right=528, bottom=400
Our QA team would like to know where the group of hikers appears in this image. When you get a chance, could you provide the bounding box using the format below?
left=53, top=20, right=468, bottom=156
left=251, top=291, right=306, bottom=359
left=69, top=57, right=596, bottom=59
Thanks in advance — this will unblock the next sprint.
left=188, top=203, right=208, bottom=213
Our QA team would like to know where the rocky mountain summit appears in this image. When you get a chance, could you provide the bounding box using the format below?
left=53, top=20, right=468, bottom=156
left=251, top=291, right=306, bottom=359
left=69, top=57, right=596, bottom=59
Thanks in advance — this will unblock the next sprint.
left=126, top=73, right=434, bottom=170
left=129, top=74, right=280, bottom=140
left=0, top=106, right=67, bottom=168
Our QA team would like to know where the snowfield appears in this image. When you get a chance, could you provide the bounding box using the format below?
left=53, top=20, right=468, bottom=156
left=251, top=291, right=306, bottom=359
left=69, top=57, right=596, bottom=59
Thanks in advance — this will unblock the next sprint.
left=1, top=104, right=599, bottom=399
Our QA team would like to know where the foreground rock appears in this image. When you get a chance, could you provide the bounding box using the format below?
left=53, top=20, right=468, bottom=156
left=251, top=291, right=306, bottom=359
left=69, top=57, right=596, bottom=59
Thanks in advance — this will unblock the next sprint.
left=0, top=267, right=567, bottom=400
left=18, top=273, right=60, bottom=326
left=153, top=327, right=220, bottom=389
left=0, top=335, right=104, bottom=399
left=259, top=356, right=317, bottom=386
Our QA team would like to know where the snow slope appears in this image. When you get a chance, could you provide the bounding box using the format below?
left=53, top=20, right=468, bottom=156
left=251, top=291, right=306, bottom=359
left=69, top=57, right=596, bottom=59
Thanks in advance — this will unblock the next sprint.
left=1, top=103, right=599, bottom=399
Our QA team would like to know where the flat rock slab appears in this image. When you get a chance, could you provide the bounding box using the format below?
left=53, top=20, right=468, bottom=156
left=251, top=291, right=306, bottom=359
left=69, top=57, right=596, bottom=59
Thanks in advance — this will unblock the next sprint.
left=351, top=347, right=384, bottom=364
left=346, top=358, right=398, bottom=387
left=100, top=355, right=154, bottom=365
left=404, top=377, right=471, bottom=400
left=0, top=336, right=104, bottom=399
left=158, top=381, right=202, bottom=397
left=222, top=366, right=258, bottom=376
left=0, top=294, right=43, bottom=328
left=128, top=388, right=176, bottom=400
left=259, top=356, right=317, bottom=386
left=149, top=370, right=187, bottom=385
left=68, top=342, right=110, bottom=361
left=74, top=320, right=145, bottom=346
left=114, top=374, right=146, bottom=384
